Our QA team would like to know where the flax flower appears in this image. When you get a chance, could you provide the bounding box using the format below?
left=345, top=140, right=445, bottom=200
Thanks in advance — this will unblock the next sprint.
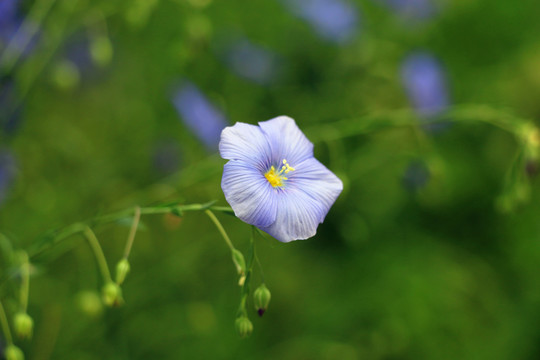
left=220, top=116, right=343, bottom=242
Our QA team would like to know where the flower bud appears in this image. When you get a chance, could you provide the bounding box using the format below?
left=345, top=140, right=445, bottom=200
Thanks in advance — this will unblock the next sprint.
left=115, top=258, right=131, bottom=285
left=235, top=316, right=253, bottom=338
left=231, top=249, right=246, bottom=276
left=102, top=282, right=124, bottom=307
left=13, top=312, right=33, bottom=339
left=5, top=345, right=24, bottom=360
left=90, top=36, right=113, bottom=68
left=76, top=291, right=104, bottom=318
left=253, top=284, right=271, bottom=317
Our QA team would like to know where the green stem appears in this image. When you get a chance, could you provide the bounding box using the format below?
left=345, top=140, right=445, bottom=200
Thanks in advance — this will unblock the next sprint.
left=0, top=301, right=13, bottom=345
left=123, top=206, right=141, bottom=259
left=305, top=105, right=531, bottom=143
left=204, top=210, right=234, bottom=251
left=254, top=249, right=265, bottom=284
left=83, top=227, right=112, bottom=284
left=20, top=251, right=30, bottom=312
left=29, top=202, right=230, bottom=259
left=237, top=227, right=256, bottom=315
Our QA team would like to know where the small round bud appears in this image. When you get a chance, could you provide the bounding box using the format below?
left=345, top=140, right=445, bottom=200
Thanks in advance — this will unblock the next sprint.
left=231, top=249, right=246, bottom=276
left=51, top=59, right=80, bottom=90
left=115, top=258, right=131, bottom=285
left=235, top=316, right=253, bottom=338
left=5, top=345, right=24, bottom=360
left=76, top=291, right=104, bottom=318
left=13, top=312, right=33, bottom=339
left=253, top=284, right=271, bottom=317
left=102, top=282, right=124, bottom=307
left=90, top=36, right=113, bottom=67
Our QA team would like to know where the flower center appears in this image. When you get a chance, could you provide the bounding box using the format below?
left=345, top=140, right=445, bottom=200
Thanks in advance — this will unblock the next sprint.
left=264, top=159, right=295, bottom=188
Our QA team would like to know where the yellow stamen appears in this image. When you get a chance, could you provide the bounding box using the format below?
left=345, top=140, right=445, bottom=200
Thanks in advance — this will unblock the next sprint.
left=264, top=160, right=295, bottom=188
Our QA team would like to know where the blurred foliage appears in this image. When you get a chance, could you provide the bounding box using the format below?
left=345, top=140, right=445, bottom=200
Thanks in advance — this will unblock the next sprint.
left=1, top=0, right=540, bottom=359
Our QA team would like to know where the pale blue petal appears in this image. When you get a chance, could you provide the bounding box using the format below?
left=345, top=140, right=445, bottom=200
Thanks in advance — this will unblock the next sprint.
left=221, top=160, right=277, bottom=227
left=260, top=157, right=343, bottom=242
left=219, top=122, right=272, bottom=171
left=259, top=189, right=321, bottom=242
left=287, top=157, right=343, bottom=222
left=258, top=116, right=313, bottom=166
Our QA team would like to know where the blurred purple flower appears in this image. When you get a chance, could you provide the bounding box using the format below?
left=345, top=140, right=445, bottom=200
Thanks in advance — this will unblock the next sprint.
left=284, top=0, right=359, bottom=43
left=172, top=82, right=228, bottom=150
left=64, top=38, right=94, bottom=73
left=0, top=0, right=19, bottom=37
left=152, top=140, right=182, bottom=175
left=0, top=150, right=16, bottom=206
left=225, top=40, right=281, bottom=85
left=0, top=77, right=23, bottom=135
left=402, top=160, right=430, bottom=191
left=401, top=52, right=449, bottom=120
left=0, top=1, right=40, bottom=62
left=380, top=0, right=435, bottom=21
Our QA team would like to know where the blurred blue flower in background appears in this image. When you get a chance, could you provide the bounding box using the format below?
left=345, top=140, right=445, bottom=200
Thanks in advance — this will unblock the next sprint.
left=283, top=0, right=359, bottom=43
left=0, top=0, right=19, bottom=42
left=0, top=0, right=39, bottom=63
left=50, top=33, right=113, bottom=90
left=0, top=150, right=16, bottom=206
left=402, top=160, right=430, bottom=191
left=220, top=116, right=343, bottom=242
left=152, top=140, right=182, bottom=176
left=0, top=76, right=23, bottom=135
left=172, top=81, right=228, bottom=151
left=379, top=0, right=435, bottom=21
left=224, top=39, right=282, bottom=85
left=401, top=52, right=450, bottom=122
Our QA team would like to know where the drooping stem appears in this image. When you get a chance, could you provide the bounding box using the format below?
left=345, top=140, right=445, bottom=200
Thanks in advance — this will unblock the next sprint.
left=237, top=227, right=256, bottom=316
left=204, top=210, right=235, bottom=252
left=83, top=227, right=112, bottom=284
left=123, top=206, right=141, bottom=259
left=0, top=301, right=13, bottom=345
left=20, top=251, right=30, bottom=312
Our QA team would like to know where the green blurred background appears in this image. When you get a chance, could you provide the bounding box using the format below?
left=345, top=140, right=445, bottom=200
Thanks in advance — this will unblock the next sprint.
left=2, top=0, right=540, bottom=359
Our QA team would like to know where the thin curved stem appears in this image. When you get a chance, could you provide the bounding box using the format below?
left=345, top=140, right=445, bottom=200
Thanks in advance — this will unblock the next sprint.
left=83, top=227, right=112, bottom=283
left=123, top=206, right=141, bottom=259
left=0, top=301, right=13, bottom=345
left=20, top=251, right=30, bottom=312
left=204, top=210, right=234, bottom=251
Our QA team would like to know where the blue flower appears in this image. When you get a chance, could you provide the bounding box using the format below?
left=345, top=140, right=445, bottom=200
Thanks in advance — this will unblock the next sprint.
left=0, top=149, right=16, bottom=206
left=380, top=0, right=436, bottom=21
left=224, top=39, right=282, bottom=85
left=401, top=52, right=449, bottom=119
left=219, top=116, right=343, bottom=242
left=172, top=81, right=228, bottom=151
left=283, top=0, right=359, bottom=44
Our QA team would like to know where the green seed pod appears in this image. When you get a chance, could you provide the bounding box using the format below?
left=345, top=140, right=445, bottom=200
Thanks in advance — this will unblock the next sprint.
left=253, top=284, right=271, bottom=317
left=115, top=258, right=131, bottom=285
left=5, top=345, right=24, bottom=360
left=235, top=316, right=253, bottom=338
left=13, top=312, right=33, bottom=339
left=102, top=282, right=123, bottom=307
